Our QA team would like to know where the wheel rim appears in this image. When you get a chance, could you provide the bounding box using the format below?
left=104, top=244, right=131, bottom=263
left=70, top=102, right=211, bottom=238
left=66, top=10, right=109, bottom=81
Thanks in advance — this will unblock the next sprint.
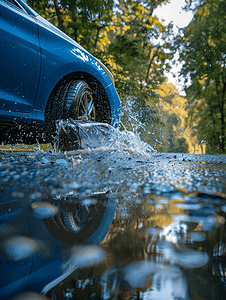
left=77, top=90, right=96, bottom=121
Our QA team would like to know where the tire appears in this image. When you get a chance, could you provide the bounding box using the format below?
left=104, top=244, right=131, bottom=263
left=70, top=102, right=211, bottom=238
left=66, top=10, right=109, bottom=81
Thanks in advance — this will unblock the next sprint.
left=44, top=79, right=110, bottom=141
left=44, top=192, right=116, bottom=245
left=65, top=81, right=96, bottom=121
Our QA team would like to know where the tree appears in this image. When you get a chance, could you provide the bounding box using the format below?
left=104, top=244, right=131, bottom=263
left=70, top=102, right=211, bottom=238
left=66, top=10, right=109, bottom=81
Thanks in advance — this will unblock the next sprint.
left=177, top=0, right=226, bottom=153
left=106, top=0, right=174, bottom=143
left=157, top=80, right=191, bottom=153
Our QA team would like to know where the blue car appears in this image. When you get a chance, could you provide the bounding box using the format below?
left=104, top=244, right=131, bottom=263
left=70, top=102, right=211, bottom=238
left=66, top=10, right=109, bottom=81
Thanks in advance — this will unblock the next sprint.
left=0, top=0, right=121, bottom=143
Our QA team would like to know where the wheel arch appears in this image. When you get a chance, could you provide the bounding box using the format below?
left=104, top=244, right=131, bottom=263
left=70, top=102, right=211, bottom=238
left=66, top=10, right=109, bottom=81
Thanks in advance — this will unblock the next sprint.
left=43, top=71, right=111, bottom=141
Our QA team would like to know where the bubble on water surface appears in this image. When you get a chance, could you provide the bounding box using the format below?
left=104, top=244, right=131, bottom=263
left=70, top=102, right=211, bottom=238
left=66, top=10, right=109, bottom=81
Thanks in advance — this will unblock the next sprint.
left=3, top=236, right=39, bottom=261
left=156, top=240, right=209, bottom=268
left=221, top=205, right=226, bottom=213
left=158, top=199, right=169, bottom=204
left=63, top=245, right=105, bottom=270
left=31, top=202, right=58, bottom=219
left=41, top=157, right=49, bottom=164
left=176, top=203, right=202, bottom=210
left=63, top=180, right=80, bottom=189
left=183, top=196, right=199, bottom=202
left=173, top=213, right=218, bottom=231
left=151, top=265, right=189, bottom=300
left=200, top=215, right=219, bottom=231
left=147, top=199, right=155, bottom=204
left=188, top=232, right=206, bottom=242
left=55, top=158, right=68, bottom=164
left=147, top=227, right=159, bottom=236
left=11, top=191, right=25, bottom=198
left=124, top=260, right=186, bottom=295
left=176, top=250, right=209, bottom=268
left=124, top=261, right=156, bottom=288
left=79, top=198, right=97, bottom=205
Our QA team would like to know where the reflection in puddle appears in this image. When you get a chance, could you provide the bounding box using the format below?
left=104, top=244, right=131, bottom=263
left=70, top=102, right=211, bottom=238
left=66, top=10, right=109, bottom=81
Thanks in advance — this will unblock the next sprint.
left=151, top=265, right=189, bottom=300
left=41, top=245, right=106, bottom=296
left=0, top=148, right=226, bottom=299
left=51, top=189, right=224, bottom=300
left=124, top=262, right=189, bottom=299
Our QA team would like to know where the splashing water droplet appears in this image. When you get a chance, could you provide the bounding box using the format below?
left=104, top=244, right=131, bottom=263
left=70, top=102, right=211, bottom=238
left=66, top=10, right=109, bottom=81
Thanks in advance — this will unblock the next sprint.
left=55, top=120, right=155, bottom=157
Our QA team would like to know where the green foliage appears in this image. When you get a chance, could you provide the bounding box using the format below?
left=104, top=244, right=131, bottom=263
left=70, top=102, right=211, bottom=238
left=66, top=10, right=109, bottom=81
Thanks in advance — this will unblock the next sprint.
left=98, top=0, right=175, bottom=141
left=156, top=81, right=191, bottom=153
left=177, top=0, right=226, bottom=153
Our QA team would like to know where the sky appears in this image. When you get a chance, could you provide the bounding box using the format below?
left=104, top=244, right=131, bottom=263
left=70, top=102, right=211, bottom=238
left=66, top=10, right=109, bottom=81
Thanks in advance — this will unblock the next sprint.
left=154, top=0, right=194, bottom=94
left=154, top=0, right=193, bottom=29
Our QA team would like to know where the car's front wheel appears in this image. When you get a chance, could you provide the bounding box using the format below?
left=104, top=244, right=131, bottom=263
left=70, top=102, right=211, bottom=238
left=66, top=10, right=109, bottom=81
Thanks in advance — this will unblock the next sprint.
left=44, top=79, right=110, bottom=142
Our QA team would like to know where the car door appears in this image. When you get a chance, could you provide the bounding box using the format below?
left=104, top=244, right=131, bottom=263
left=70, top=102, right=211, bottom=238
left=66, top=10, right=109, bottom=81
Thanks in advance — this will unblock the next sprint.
left=0, top=0, right=41, bottom=113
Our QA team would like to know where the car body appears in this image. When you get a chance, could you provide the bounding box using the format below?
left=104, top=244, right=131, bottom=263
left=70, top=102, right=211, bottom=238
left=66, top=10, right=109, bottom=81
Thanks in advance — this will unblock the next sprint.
left=0, top=0, right=121, bottom=143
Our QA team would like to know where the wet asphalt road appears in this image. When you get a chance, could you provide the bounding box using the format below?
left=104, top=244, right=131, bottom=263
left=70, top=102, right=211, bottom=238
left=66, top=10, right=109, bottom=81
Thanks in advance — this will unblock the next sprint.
left=1, top=149, right=226, bottom=299
left=1, top=149, right=225, bottom=199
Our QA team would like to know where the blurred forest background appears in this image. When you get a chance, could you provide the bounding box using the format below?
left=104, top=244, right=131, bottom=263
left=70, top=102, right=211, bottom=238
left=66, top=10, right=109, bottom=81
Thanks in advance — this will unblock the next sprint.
left=27, top=0, right=226, bottom=154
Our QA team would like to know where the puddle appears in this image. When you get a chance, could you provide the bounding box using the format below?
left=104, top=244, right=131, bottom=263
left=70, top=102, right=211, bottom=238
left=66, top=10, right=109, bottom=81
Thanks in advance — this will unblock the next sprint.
left=0, top=120, right=226, bottom=299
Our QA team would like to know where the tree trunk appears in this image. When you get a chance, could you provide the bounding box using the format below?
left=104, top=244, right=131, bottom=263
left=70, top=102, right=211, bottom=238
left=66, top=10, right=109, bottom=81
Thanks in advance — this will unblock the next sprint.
left=216, top=76, right=225, bottom=153
left=53, top=0, right=64, bottom=30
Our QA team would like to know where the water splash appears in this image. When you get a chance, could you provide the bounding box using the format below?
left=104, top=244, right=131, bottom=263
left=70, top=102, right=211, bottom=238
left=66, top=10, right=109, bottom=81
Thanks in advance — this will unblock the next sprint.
left=54, top=119, right=155, bottom=156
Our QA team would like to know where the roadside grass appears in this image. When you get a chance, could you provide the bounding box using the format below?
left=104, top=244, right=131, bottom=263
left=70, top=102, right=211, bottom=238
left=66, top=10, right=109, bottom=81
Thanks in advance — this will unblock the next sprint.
left=0, top=143, right=53, bottom=152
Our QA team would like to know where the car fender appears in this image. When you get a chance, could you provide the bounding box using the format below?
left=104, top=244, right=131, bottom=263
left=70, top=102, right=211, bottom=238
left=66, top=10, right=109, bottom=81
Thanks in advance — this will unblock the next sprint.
left=35, top=59, right=121, bottom=126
